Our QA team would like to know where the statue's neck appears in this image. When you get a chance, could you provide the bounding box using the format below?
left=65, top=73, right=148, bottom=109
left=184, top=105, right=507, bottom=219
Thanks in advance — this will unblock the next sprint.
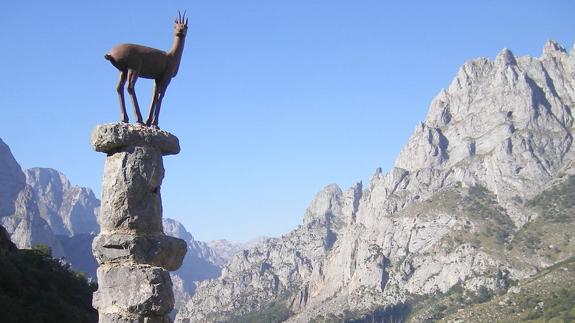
left=168, top=36, right=186, bottom=75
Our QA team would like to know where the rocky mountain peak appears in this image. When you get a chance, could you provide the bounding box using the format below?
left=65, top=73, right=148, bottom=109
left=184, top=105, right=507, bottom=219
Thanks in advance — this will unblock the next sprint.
left=24, top=167, right=99, bottom=236
left=495, top=48, right=517, bottom=66
left=25, top=168, right=72, bottom=197
left=303, top=183, right=343, bottom=226
left=395, top=40, right=573, bottom=205
left=543, top=39, right=568, bottom=57
left=164, top=217, right=195, bottom=242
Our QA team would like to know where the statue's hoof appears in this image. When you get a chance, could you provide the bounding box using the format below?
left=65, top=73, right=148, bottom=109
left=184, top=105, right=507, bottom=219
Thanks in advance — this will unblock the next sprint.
left=135, top=121, right=145, bottom=127
left=150, top=124, right=160, bottom=130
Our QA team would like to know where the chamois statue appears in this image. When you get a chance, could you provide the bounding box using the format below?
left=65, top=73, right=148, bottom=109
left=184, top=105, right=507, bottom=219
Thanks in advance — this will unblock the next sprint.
left=105, top=11, right=188, bottom=129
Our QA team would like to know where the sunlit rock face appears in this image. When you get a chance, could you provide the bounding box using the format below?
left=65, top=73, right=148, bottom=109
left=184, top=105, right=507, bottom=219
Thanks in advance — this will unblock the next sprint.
left=177, top=41, right=575, bottom=322
left=0, top=139, right=67, bottom=258
left=25, top=167, right=100, bottom=236
left=91, top=123, right=186, bottom=323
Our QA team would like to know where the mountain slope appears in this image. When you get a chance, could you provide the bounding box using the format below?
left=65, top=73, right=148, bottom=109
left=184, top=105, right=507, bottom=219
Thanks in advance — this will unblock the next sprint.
left=0, top=144, right=100, bottom=259
left=0, top=224, right=98, bottom=323
left=177, top=40, right=575, bottom=322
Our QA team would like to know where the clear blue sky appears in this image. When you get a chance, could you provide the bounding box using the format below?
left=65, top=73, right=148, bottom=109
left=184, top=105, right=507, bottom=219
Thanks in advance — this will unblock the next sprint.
left=1, top=1, right=573, bottom=241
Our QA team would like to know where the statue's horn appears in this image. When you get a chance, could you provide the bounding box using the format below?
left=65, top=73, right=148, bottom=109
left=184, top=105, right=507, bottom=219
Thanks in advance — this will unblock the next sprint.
left=178, top=10, right=181, bottom=23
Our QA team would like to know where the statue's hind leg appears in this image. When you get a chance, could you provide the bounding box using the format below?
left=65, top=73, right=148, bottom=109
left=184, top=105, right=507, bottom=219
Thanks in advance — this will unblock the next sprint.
left=116, top=71, right=128, bottom=123
left=126, top=69, right=144, bottom=124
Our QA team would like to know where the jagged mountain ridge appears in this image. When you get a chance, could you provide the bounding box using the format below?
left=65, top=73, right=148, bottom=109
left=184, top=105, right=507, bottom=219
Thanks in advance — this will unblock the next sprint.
left=177, top=40, right=575, bottom=322
left=207, top=237, right=272, bottom=267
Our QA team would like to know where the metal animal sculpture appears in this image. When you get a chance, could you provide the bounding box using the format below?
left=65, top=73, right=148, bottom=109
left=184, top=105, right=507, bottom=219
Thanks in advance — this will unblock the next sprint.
left=105, top=11, right=188, bottom=128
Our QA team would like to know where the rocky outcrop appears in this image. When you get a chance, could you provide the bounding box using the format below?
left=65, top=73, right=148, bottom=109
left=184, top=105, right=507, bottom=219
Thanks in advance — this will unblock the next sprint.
left=177, top=40, right=575, bottom=322
left=91, top=123, right=186, bottom=323
left=0, top=139, right=66, bottom=257
left=0, top=185, right=66, bottom=258
left=25, top=167, right=100, bottom=236
left=0, top=139, right=100, bottom=261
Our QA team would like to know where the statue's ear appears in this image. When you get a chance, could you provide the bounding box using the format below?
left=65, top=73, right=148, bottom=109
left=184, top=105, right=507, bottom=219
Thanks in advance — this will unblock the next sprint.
left=185, top=18, right=188, bottom=26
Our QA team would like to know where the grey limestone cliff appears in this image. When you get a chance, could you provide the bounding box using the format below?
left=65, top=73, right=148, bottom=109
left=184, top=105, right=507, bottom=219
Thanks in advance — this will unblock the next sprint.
left=0, top=139, right=66, bottom=257
left=177, top=40, right=575, bottom=322
left=91, top=123, right=187, bottom=323
left=0, top=139, right=101, bottom=263
left=25, top=167, right=100, bottom=236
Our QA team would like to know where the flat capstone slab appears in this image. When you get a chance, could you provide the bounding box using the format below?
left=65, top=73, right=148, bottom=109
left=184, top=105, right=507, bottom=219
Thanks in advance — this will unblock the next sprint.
left=91, top=123, right=180, bottom=156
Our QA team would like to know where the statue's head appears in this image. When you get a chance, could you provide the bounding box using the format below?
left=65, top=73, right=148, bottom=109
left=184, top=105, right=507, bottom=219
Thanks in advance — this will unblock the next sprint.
left=174, top=10, right=188, bottom=37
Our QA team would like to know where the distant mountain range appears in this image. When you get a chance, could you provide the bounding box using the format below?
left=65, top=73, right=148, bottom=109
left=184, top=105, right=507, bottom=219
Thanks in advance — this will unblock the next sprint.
left=0, top=141, right=255, bottom=313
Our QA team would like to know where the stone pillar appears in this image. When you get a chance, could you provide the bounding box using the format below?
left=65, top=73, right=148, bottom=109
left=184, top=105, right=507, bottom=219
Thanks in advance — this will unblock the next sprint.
left=91, top=124, right=187, bottom=323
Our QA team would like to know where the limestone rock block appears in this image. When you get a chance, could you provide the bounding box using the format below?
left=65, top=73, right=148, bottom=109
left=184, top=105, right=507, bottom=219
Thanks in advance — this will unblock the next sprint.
left=99, top=146, right=164, bottom=234
left=93, top=233, right=187, bottom=271
left=93, top=264, right=175, bottom=316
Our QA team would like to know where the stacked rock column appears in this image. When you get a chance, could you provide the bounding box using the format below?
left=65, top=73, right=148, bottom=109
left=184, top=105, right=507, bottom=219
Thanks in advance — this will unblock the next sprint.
left=91, top=124, right=187, bottom=323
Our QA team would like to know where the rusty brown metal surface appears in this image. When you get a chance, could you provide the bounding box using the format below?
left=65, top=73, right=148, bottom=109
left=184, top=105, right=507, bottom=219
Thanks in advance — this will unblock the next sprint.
left=105, top=11, right=188, bottom=129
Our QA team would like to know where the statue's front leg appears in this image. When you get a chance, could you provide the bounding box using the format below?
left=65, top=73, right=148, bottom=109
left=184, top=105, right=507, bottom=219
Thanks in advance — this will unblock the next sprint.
left=146, top=81, right=159, bottom=126
left=127, top=69, right=144, bottom=124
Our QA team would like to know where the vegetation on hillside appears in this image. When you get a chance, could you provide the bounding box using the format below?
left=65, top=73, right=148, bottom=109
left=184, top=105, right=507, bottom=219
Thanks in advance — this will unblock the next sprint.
left=309, top=303, right=410, bottom=323
left=440, top=257, right=575, bottom=322
left=510, top=175, right=575, bottom=263
left=228, top=292, right=294, bottom=323
left=0, top=242, right=98, bottom=323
